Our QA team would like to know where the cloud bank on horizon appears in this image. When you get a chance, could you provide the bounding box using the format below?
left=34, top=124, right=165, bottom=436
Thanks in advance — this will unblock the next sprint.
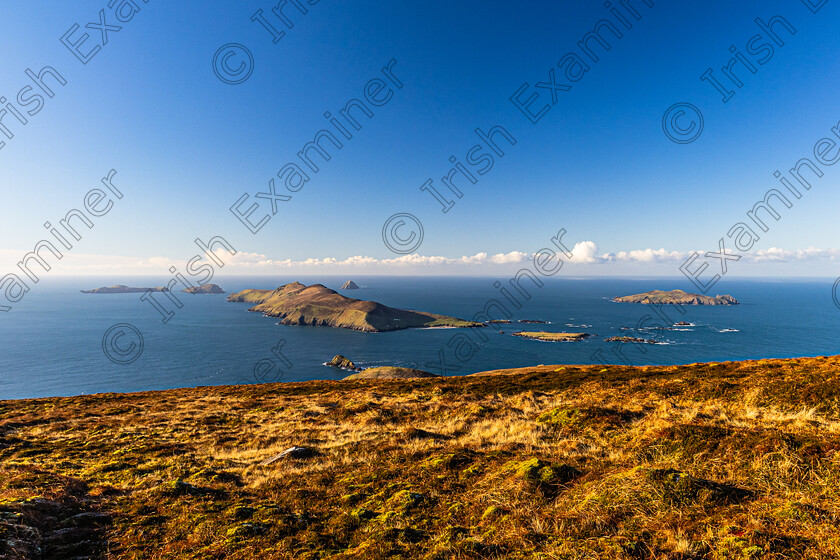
left=3, top=242, right=839, bottom=277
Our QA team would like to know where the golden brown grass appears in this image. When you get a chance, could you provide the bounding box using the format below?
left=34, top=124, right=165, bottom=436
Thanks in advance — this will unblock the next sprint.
left=2, top=356, right=840, bottom=559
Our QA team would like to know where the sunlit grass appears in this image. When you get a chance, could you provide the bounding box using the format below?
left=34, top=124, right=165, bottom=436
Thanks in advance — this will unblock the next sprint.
left=1, top=355, right=840, bottom=558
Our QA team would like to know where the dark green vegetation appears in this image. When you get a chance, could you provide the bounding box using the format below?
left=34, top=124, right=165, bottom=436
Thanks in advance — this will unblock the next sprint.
left=227, top=282, right=484, bottom=332
left=612, top=290, right=739, bottom=305
left=2, top=356, right=840, bottom=558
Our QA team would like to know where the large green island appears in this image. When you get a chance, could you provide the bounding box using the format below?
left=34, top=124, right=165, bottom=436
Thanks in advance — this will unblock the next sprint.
left=227, top=282, right=484, bottom=332
left=81, top=285, right=168, bottom=294
left=612, top=289, right=738, bottom=305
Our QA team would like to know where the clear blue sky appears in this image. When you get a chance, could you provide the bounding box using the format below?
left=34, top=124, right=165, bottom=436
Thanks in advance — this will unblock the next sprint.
left=1, top=0, right=839, bottom=276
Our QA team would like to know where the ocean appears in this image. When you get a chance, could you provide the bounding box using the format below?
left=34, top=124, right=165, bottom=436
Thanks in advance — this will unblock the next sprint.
left=0, top=276, right=837, bottom=400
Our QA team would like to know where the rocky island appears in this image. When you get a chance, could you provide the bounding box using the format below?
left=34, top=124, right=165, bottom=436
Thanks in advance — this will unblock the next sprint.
left=227, top=282, right=484, bottom=333
left=513, top=331, right=591, bottom=341
left=182, top=283, right=225, bottom=294
left=81, top=285, right=168, bottom=294
left=340, top=280, right=360, bottom=290
left=605, top=336, right=657, bottom=344
left=343, top=366, right=438, bottom=380
left=326, top=354, right=436, bottom=379
left=326, top=354, right=362, bottom=372
left=612, top=289, right=738, bottom=305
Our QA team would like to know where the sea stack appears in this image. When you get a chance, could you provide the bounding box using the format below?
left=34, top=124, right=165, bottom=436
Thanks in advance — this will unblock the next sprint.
left=341, top=280, right=360, bottom=290
left=326, top=354, right=361, bottom=371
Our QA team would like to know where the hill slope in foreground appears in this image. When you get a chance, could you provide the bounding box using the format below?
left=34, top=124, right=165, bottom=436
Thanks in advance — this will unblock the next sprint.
left=227, top=282, right=483, bottom=332
left=2, top=356, right=840, bottom=559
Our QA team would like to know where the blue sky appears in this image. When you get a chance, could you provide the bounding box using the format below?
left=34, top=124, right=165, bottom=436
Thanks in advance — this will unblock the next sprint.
left=1, top=0, right=839, bottom=277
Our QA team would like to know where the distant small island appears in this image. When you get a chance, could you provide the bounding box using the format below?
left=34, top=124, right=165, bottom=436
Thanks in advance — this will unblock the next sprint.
left=605, top=336, right=657, bottom=344
left=182, top=284, right=225, bottom=294
left=513, top=331, right=590, bottom=342
left=227, top=282, right=484, bottom=333
left=340, top=280, right=359, bottom=290
left=325, top=354, right=435, bottom=379
left=612, top=289, right=738, bottom=305
left=81, top=285, right=168, bottom=294
left=344, top=366, right=438, bottom=380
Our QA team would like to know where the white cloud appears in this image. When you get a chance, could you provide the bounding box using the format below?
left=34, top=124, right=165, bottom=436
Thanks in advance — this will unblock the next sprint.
left=2, top=243, right=840, bottom=276
left=603, top=248, right=689, bottom=263
left=569, top=241, right=600, bottom=264
left=750, top=247, right=840, bottom=262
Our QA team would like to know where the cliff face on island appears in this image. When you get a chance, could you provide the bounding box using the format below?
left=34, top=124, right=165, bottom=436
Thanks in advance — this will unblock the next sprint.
left=612, top=289, right=738, bottom=305
left=340, top=280, right=360, bottom=290
left=81, top=285, right=167, bottom=294
left=227, top=282, right=483, bottom=332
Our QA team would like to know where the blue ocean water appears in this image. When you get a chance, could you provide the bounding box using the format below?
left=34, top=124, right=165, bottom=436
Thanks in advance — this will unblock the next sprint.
left=0, top=276, right=838, bottom=399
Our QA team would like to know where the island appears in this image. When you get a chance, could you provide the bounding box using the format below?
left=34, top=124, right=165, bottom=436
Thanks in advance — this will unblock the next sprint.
left=227, top=282, right=485, bottom=332
left=344, top=366, right=438, bottom=380
left=512, top=331, right=591, bottom=341
left=612, top=289, right=738, bottom=305
left=326, top=354, right=361, bottom=372
left=340, top=280, right=360, bottom=290
left=182, top=283, right=225, bottom=294
left=605, top=336, right=657, bottom=344
left=81, top=285, right=168, bottom=294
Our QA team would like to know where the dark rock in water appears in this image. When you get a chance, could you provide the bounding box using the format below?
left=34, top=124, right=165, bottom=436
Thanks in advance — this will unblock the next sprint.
left=81, top=284, right=168, bottom=294
left=182, top=283, right=225, bottom=294
left=340, top=280, right=359, bottom=289
left=674, top=321, right=691, bottom=326
left=327, top=354, right=361, bottom=371
left=518, top=319, right=548, bottom=324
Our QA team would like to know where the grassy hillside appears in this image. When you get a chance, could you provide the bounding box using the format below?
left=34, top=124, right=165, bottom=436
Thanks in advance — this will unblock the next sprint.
left=2, top=356, right=840, bottom=559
